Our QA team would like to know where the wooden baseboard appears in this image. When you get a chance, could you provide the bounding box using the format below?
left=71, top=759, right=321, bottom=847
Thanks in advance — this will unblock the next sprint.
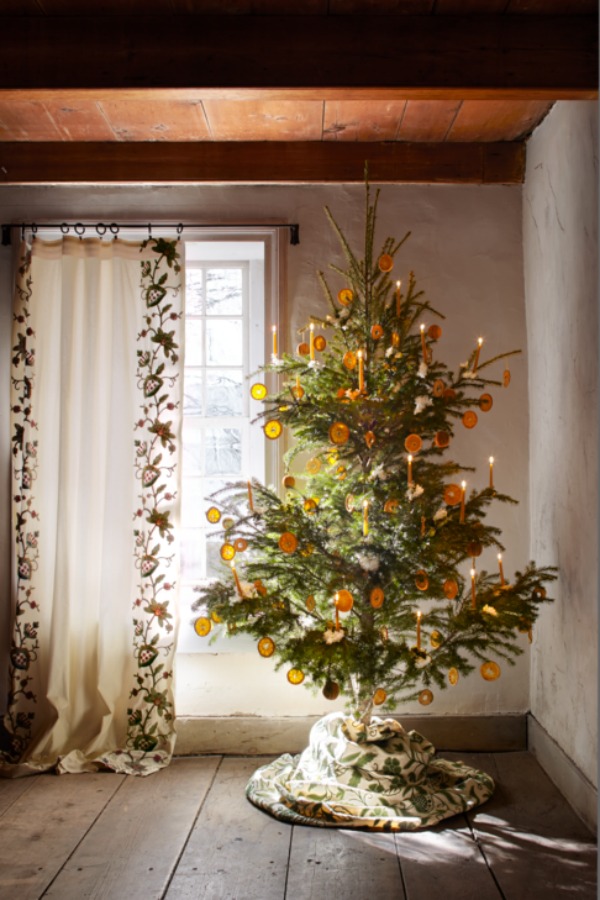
left=174, top=714, right=527, bottom=757
left=527, top=714, right=597, bottom=833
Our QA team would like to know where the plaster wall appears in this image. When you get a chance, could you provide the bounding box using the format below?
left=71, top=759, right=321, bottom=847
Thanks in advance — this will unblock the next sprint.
left=523, top=101, right=598, bottom=787
left=0, top=182, right=531, bottom=719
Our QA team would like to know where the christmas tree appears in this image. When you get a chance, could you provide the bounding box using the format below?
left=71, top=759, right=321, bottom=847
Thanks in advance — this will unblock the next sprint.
left=192, top=184, right=556, bottom=728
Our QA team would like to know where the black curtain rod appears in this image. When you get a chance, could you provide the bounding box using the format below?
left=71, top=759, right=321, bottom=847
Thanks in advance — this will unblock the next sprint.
left=1, top=221, right=300, bottom=247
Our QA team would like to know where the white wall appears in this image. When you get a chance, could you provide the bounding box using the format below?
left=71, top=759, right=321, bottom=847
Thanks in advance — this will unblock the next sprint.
left=523, top=101, right=598, bottom=786
left=0, top=182, right=532, bottom=719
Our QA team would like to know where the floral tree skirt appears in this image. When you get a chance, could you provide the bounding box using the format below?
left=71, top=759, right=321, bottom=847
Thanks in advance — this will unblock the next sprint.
left=246, top=712, right=494, bottom=831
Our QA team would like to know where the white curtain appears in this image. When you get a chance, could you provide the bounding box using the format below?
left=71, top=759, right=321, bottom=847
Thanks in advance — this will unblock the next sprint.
left=1, top=236, right=183, bottom=776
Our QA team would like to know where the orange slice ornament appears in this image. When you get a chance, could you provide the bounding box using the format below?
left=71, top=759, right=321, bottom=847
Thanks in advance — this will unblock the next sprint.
left=287, top=668, right=305, bottom=685
left=279, top=532, right=298, bottom=554
left=314, top=335, right=327, bottom=352
left=443, top=578, right=459, bottom=600
left=415, top=570, right=429, bottom=592
left=479, top=393, right=493, bottom=412
left=384, top=498, right=399, bottom=514
left=419, top=689, right=434, bottom=706
left=206, top=506, right=221, bottom=524
left=234, top=538, right=248, bottom=553
left=335, top=590, right=354, bottom=613
left=250, top=383, right=267, bottom=400
left=220, top=543, right=236, bottom=561
left=448, top=667, right=459, bottom=686
left=503, top=369, right=511, bottom=387
left=329, top=421, right=350, bottom=445
left=378, top=254, right=394, bottom=273
left=282, top=474, right=296, bottom=489
left=297, top=341, right=310, bottom=356
left=194, top=617, right=212, bottom=637
left=306, top=595, right=316, bottom=612
left=370, top=587, right=384, bottom=609
left=373, top=688, right=387, bottom=706
left=365, top=430, right=376, bottom=449
left=428, top=324, right=442, bottom=341
left=432, top=379, right=445, bottom=398
left=338, top=288, right=354, bottom=307
left=462, top=410, right=478, bottom=429
left=343, top=350, right=357, bottom=370
left=257, top=637, right=275, bottom=658
left=264, top=420, right=283, bottom=440
left=434, top=431, right=450, bottom=449
left=371, top=324, right=384, bottom=340
left=323, top=680, right=340, bottom=701
left=305, top=457, right=322, bottom=475
left=404, top=433, right=422, bottom=454
left=444, top=484, right=463, bottom=506
left=480, top=661, right=501, bottom=681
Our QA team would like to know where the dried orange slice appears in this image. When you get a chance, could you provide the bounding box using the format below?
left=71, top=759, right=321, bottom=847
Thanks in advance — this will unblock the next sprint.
left=338, top=288, right=353, bottom=307
left=380, top=626, right=389, bottom=642
left=211, top=610, right=223, bottom=623
left=234, top=538, right=248, bottom=553
left=432, top=379, right=445, bottom=398
left=282, top=474, right=296, bottom=489
left=279, top=532, right=298, bottom=554
left=329, top=421, right=350, bottom=445
left=443, top=387, right=457, bottom=401
left=297, top=341, right=310, bottom=356
left=258, top=637, right=275, bottom=658
left=335, top=589, right=354, bottom=613
left=306, top=595, right=316, bottom=612
left=434, top=430, right=450, bottom=449
left=292, top=384, right=305, bottom=400
left=250, top=382, right=267, bottom=400
left=314, top=335, right=327, bottom=352
left=194, top=617, right=212, bottom=637
left=370, top=587, right=384, bottom=609
left=303, top=498, right=318, bottom=514
left=343, top=350, right=357, bottom=370
left=371, top=324, right=384, bottom=340
left=443, top=578, right=459, bottom=600
left=404, top=433, right=422, bottom=454
left=206, top=506, right=221, bottom=524
left=448, top=667, right=459, bottom=686
left=287, top=668, right=305, bottom=685
left=345, top=494, right=355, bottom=513
left=480, top=661, right=501, bottom=681
left=373, top=688, right=387, bottom=706
left=300, top=543, right=314, bottom=557
left=415, top=569, right=429, bottom=591
left=430, top=630, right=443, bottom=649
left=305, top=457, right=321, bottom=475
left=222, top=517, right=235, bottom=531
left=220, top=543, right=236, bottom=561
left=479, top=393, right=493, bottom=412
left=264, top=420, right=283, bottom=440
left=384, top=498, right=399, bottom=514
left=467, top=540, right=483, bottom=558
left=503, top=369, right=511, bottom=387
left=444, top=483, right=463, bottom=506
left=418, top=689, right=433, bottom=706
left=336, top=465, right=347, bottom=480
left=428, top=324, right=442, bottom=341
left=323, top=680, right=340, bottom=700
left=365, top=430, right=376, bottom=449
left=254, top=579, right=267, bottom=596
left=378, top=254, right=393, bottom=273
left=533, top=586, right=547, bottom=599
left=462, top=410, right=478, bottom=429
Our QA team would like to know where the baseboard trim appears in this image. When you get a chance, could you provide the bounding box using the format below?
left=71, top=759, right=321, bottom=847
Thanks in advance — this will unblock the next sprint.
left=527, top=713, right=597, bottom=833
left=175, top=713, right=527, bottom=757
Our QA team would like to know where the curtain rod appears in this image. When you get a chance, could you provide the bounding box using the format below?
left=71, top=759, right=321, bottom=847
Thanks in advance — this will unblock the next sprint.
left=1, top=221, right=300, bottom=247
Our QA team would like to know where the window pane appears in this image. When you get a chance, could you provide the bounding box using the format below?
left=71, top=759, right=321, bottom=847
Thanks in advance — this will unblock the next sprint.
left=181, top=477, right=205, bottom=526
left=205, top=427, right=242, bottom=476
left=183, top=370, right=203, bottom=417
left=181, top=528, right=204, bottom=579
left=207, top=535, right=227, bottom=579
left=186, top=269, right=204, bottom=315
left=182, top=421, right=202, bottom=476
left=206, top=268, right=243, bottom=316
left=206, top=370, right=243, bottom=417
left=206, top=319, right=243, bottom=366
left=185, top=318, right=203, bottom=366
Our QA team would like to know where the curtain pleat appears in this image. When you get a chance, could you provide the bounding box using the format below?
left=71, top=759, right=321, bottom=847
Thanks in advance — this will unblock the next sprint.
left=1, top=236, right=183, bottom=776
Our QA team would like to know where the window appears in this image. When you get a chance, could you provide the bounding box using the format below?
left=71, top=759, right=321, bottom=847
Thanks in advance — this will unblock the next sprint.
left=177, top=235, right=281, bottom=653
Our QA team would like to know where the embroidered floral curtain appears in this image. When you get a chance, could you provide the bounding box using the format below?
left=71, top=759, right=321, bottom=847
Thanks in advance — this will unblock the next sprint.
left=1, top=235, right=183, bottom=776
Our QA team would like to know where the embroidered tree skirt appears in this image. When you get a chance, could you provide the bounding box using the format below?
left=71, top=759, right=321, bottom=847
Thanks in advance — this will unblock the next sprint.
left=246, top=712, right=494, bottom=831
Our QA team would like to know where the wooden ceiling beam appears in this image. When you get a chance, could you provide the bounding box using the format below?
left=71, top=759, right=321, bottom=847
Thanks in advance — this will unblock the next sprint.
left=0, top=141, right=525, bottom=185
left=0, top=15, right=596, bottom=100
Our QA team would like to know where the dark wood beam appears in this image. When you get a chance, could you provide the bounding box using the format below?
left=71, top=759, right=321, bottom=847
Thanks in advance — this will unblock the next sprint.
left=0, top=141, right=525, bottom=185
left=0, top=15, right=596, bottom=99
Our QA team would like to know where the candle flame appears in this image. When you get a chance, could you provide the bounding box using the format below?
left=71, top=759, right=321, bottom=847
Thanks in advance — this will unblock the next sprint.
left=470, top=567, right=476, bottom=578
left=417, top=610, right=422, bottom=622
left=461, top=480, right=467, bottom=490
left=497, top=553, right=502, bottom=561
left=357, top=349, right=363, bottom=359
left=363, top=499, right=369, bottom=509
left=478, top=337, right=484, bottom=346
left=489, top=456, right=494, bottom=464
left=396, top=280, right=401, bottom=288
left=420, top=323, right=425, bottom=333
left=310, top=323, right=314, bottom=332
left=408, top=453, right=413, bottom=463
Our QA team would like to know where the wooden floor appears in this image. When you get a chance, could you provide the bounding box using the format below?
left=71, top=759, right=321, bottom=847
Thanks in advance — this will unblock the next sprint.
left=0, top=751, right=595, bottom=899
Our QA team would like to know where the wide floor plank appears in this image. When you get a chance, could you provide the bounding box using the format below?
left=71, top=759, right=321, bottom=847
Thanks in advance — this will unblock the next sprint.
left=0, top=771, right=124, bottom=900
left=395, top=814, right=502, bottom=900
left=0, top=772, right=39, bottom=817
left=287, top=826, right=404, bottom=900
left=45, top=757, right=220, bottom=900
left=466, top=752, right=597, bottom=899
left=165, top=757, right=291, bottom=900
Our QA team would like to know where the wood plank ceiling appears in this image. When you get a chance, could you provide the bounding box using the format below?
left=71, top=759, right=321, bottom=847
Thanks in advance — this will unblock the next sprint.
left=0, top=0, right=596, bottom=184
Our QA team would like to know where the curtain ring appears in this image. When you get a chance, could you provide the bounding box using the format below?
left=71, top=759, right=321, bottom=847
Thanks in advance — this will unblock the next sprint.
left=74, top=223, right=85, bottom=239
left=109, top=223, right=119, bottom=239
left=176, top=223, right=183, bottom=239
left=148, top=223, right=152, bottom=240
left=31, top=224, right=38, bottom=242
left=60, top=223, right=69, bottom=234
left=96, top=223, right=107, bottom=237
